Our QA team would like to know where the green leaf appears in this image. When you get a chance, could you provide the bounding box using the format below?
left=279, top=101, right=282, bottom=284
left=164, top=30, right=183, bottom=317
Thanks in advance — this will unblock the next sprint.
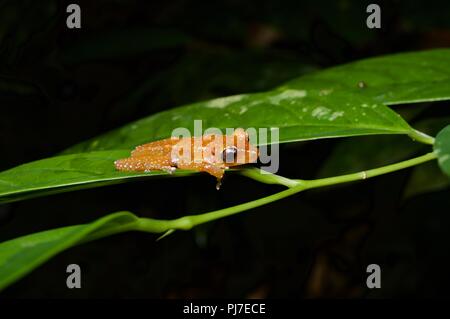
left=64, top=89, right=414, bottom=153
left=403, top=161, right=449, bottom=199
left=2, top=50, right=447, bottom=204
left=63, top=49, right=450, bottom=154
left=0, top=150, right=440, bottom=291
left=317, top=135, right=424, bottom=177
left=318, top=117, right=449, bottom=177
left=0, top=151, right=192, bottom=204
left=284, top=49, right=450, bottom=106
left=0, top=212, right=168, bottom=291
left=435, top=125, right=450, bottom=178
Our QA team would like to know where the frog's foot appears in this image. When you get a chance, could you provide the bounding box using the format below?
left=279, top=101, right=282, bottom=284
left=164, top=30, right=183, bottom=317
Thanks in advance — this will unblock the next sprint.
left=176, top=162, right=226, bottom=188
left=215, top=167, right=230, bottom=190
left=215, top=179, right=222, bottom=190
left=198, top=164, right=226, bottom=190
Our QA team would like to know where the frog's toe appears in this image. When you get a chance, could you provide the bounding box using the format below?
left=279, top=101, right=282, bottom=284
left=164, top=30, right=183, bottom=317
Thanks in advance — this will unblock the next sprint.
left=215, top=179, right=222, bottom=190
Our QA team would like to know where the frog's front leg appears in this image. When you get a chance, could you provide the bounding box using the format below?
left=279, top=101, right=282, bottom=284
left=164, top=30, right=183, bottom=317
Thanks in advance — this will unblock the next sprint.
left=176, top=161, right=226, bottom=189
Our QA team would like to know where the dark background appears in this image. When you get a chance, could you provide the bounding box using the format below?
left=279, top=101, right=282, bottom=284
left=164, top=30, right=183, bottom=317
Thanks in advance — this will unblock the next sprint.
left=1, top=0, right=450, bottom=298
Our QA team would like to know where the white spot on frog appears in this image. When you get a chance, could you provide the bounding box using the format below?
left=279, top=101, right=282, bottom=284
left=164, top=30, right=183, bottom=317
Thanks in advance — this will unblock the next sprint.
left=361, top=103, right=369, bottom=108
left=206, top=94, right=246, bottom=108
left=302, top=107, right=308, bottom=112
left=270, top=89, right=307, bottom=104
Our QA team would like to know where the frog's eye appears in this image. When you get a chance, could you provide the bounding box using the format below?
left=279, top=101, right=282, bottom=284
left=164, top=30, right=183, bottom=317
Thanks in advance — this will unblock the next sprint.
left=222, top=146, right=238, bottom=163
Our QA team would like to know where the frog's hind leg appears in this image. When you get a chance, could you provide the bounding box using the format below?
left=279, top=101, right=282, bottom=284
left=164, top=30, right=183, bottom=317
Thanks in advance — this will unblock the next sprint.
left=130, top=138, right=179, bottom=157
left=114, top=155, right=175, bottom=173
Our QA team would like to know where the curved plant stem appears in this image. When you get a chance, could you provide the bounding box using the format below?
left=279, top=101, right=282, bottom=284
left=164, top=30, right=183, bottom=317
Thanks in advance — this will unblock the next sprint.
left=0, top=152, right=438, bottom=292
left=5, top=152, right=437, bottom=248
left=408, top=129, right=435, bottom=145
left=67, top=151, right=438, bottom=240
left=142, top=151, right=437, bottom=232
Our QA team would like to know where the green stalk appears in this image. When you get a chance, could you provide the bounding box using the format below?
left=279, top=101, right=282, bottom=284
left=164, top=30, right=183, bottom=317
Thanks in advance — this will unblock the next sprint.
left=408, top=129, right=435, bottom=145
left=68, top=151, right=438, bottom=243
left=140, top=151, right=437, bottom=232
left=0, top=152, right=438, bottom=292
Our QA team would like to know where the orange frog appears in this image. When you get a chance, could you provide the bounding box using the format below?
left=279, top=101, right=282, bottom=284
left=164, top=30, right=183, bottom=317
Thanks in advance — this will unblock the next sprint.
left=114, top=128, right=259, bottom=189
